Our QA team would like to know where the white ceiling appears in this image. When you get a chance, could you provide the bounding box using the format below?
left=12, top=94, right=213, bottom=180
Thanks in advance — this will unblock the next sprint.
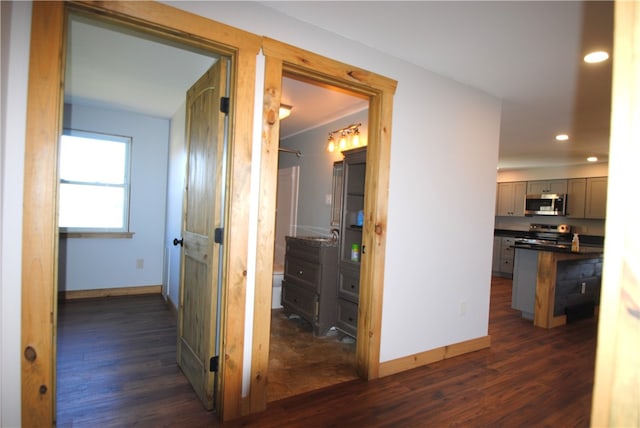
left=64, top=1, right=613, bottom=170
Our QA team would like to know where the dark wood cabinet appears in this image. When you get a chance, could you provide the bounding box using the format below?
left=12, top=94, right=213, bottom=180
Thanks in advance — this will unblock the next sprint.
left=282, top=236, right=338, bottom=336
left=336, top=147, right=366, bottom=337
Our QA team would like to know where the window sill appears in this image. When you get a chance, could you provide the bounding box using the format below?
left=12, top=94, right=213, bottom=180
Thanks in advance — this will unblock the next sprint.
left=59, top=232, right=135, bottom=239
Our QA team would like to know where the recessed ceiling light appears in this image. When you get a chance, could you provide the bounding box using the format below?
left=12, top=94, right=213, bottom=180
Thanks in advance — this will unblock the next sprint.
left=587, top=156, right=598, bottom=162
left=555, top=134, right=569, bottom=141
left=584, top=51, right=609, bottom=63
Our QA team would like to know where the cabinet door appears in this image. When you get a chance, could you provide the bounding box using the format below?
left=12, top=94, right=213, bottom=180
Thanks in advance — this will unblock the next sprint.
left=512, top=182, right=527, bottom=216
left=496, top=183, right=513, bottom=216
left=500, top=237, right=516, bottom=275
left=527, top=181, right=548, bottom=194
left=527, top=179, right=567, bottom=194
left=492, top=236, right=502, bottom=272
left=585, top=177, right=608, bottom=219
left=567, top=178, right=586, bottom=218
left=548, top=180, right=568, bottom=195
left=497, top=182, right=526, bottom=216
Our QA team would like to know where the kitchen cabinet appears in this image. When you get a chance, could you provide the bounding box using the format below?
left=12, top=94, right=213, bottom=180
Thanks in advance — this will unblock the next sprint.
left=496, top=182, right=527, bottom=216
left=336, top=147, right=366, bottom=337
left=282, top=236, right=338, bottom=336
left=566, top=178, right=587, bottom=218
left=585, top=177, right=608, bottom=219
left=492, top=236, right=516, bottom=277
left=526, top=179, right=567, bottom=195
left=566, top=177, right=607, bottom=219
left=511, top=248, right=538, bottom=320
left=492, top=236, right=502, bottom=273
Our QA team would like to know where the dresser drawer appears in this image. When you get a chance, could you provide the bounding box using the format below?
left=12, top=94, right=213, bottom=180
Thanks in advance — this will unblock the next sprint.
left=282, top=279, right=317, bottom=323
left=285, top=256, right=321, bottom=291
left=338, top=262, right=360, bottom=303
left=285, top=238, right=322, bottom=263
left=336, top=298, right=358, bottom=337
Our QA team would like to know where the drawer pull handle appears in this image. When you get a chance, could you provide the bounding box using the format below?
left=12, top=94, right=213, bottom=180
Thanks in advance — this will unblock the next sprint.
left=298, top=270, right=304, bottom=275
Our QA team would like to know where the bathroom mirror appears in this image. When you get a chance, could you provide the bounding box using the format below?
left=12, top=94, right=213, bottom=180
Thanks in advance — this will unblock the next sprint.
left=331, top=161, right=344, bottom=226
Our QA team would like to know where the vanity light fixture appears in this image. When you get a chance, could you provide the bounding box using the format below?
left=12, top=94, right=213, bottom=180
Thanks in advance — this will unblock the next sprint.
left=584, top=51, right=609, bottom=64
left=555, top=134, right=569, bottom=141
left=326, top=123, right=362, bottom=152
left=279, top=104, right=293, bottom=120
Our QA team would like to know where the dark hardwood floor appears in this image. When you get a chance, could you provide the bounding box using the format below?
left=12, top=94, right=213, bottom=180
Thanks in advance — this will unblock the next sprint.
left=56, top=277, right=597, bottom=427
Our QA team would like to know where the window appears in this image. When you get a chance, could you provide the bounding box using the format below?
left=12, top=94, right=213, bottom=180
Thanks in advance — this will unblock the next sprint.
left=59, top=130, right=131, bottom=233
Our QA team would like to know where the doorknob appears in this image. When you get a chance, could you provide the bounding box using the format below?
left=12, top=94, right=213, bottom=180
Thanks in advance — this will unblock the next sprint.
left=173, top=238, right=183, bottom=247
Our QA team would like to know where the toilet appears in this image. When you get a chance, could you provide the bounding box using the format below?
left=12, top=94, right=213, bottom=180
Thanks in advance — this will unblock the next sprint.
left=272, top=265, right=284, bottom=309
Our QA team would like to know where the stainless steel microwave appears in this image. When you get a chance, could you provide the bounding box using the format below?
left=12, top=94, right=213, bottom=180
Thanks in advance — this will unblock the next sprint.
left=524, top=193, right=567, bottom=216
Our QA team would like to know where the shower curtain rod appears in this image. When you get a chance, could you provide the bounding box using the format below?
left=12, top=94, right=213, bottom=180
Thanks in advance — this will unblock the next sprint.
left=278, top=147, right=302, bottom=158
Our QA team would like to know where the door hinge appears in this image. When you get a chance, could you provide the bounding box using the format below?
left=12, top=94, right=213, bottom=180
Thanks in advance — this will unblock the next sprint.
left=210, top=355, right=219, bottom=372
left=220, top=97, right=230, bottom=115
left=214, top=227, right=223, bottom=244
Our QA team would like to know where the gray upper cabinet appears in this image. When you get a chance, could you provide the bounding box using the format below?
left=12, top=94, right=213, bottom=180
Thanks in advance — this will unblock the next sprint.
left=496, top=182, right=527, bottom=216
left=567, top=178, right=587, bottom=218
left=566, top=177, right=607, bottom=219
left=585, top=177, right=608, bottom=219
left=526, top=179, right=568, bottom=195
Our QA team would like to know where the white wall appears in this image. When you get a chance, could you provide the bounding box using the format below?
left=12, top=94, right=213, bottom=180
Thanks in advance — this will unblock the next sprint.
left=1, top=2, right=31, bottom=426
left=167, top=1, right=501, bottom=362
left=164, top=102, right=186, bottom=308
left=497, top=163, right=608, bottom=182
left=59, top=103, right=170, bottom=291
left=279, top=109, right=369, bottom=237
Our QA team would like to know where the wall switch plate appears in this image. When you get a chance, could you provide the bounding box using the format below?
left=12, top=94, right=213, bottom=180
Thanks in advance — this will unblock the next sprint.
left=136, top=259, right=144, bottom=269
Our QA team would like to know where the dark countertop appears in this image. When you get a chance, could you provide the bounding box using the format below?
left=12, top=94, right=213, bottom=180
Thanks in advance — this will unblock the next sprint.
left=495, top=228, right=605, bottom=247
left=513, top=242, right=604, bottom=255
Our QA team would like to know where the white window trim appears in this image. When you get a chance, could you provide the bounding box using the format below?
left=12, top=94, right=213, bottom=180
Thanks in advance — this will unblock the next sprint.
left=58, top=128, right=132, bottom=235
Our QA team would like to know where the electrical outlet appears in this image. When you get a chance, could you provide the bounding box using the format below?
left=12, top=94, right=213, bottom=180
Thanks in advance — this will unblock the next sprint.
left=325, top=193, right=332, bottom=205
left=136, top=259, right=144, bottom=269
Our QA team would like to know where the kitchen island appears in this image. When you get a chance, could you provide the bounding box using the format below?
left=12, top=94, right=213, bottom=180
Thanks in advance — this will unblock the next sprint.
left=511, top=244, right=603, bottom=328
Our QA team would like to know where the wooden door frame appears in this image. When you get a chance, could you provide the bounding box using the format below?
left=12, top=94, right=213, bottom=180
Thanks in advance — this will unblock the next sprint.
left=21, top=1, right=260, bottom=425
left=249, top=37, right=397, bottom=412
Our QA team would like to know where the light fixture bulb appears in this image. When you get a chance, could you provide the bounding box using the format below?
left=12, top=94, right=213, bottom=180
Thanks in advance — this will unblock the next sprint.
left=584, top=51, right=609, bottom=63
left=339, top=133, right=347, bottom=150
left=279, top=104, right=293, bottom=120
left=327, top=135, right=335, bottom=153
left=555, top=134, right=569, bottom=141
left=351, top=129, right=360, bottom=147
left=587, top=156, right=598, bottom=162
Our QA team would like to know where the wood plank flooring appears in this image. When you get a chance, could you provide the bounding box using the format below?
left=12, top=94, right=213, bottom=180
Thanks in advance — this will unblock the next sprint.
left=56, top=277, right=597, bottom=427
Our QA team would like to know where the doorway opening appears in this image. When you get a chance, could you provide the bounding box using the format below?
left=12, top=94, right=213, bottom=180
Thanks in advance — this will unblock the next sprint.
left=267, top=74, right=368, bottom=401
left=57, top=9, right=228, bottom=420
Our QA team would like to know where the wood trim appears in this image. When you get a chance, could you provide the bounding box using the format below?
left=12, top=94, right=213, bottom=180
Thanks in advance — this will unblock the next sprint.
left=23, top=1, right=260, bottom=424
left=58, top=285, right=162, bottom=300
left=262, top=37, right=397, bottom=95
left=70, top=0, right=261, bottom=54
left=217, top=46, right=257, bottom=420
left=591, top=1, right=639, bottom=425
left=250, top=37, right=397, bottom=413
left=378, top=336, right=491, bottom=378
left=22, top=3, right=65, bottom=426
left=249, top=55, right=283, bottom=413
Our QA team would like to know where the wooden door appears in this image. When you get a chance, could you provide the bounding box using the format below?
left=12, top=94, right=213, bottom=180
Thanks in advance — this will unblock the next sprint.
left=177, top=58, right=228, bottom=410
